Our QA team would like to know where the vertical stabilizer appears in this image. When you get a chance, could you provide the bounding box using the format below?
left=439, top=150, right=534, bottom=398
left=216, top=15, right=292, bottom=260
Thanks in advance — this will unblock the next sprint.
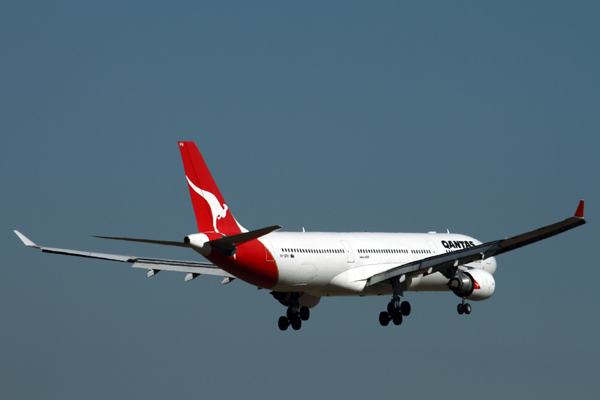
left=178, top=142, right=243, bottom=234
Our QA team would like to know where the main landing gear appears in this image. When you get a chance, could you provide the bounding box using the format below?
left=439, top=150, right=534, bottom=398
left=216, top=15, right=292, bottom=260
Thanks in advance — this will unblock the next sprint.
left=379, top=298, right=411, bottom=327
left=272, top=291, right=320, bottom=331
left=278, top=306, right=310, bottom=331
left=457, top=298, right=472, bottom=315
left=380, top=276, right=411, bottom=327
left=272, top=291, right=311, bottom=331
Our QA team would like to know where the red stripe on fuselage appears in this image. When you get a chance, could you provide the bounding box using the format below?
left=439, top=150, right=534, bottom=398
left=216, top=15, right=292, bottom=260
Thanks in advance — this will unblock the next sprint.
left=205, top=239, right=278, bottom=289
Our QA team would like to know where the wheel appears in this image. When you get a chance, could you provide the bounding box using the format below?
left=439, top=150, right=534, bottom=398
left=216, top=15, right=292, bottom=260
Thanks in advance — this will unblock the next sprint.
left=379, top=311, right=390, bottom=326
left=464, top=303, right=472, bottom=315
left=387, top=302, right=395, bottom=315
left=400, top=301, right=411, bottom=316
left=457, top=304, right=464, bottom=315
left=286, top=307, right=296, bottom=320
left=391, top=306, right=402, bottom=319
left=278, top=316, right=289, bottom=331
left=392, top=312, right=403, bottom=326
left=299, top=306, right=310, bottom=321
left=291, top=315, right=302, bottom=330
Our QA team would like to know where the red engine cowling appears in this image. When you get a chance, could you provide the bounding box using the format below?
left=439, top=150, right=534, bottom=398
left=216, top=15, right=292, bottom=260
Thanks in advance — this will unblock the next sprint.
left=448, top=269, right=495, bottom=301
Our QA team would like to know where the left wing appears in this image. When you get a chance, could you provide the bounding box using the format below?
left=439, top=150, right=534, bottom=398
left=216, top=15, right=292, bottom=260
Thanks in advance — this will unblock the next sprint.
left=13, top=231, right=234, bottom=282
left=366, top=200, right=587, bottom=287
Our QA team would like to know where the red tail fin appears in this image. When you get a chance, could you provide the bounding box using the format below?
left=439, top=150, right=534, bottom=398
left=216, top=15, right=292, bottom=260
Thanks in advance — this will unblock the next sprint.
left=179, top=142, right=243, bottom=234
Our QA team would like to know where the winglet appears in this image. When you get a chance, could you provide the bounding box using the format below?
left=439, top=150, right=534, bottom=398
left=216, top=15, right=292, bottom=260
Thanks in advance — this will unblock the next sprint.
left=14, top=230, right=39, bottom=248
left=574, top=200, right=585, bottom=218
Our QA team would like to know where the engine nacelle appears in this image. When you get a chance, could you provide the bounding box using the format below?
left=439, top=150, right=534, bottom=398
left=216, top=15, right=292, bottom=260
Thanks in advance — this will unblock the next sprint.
left=448, top=269, right=495, bottom=301
left=184, top=233, right=211, bottom=256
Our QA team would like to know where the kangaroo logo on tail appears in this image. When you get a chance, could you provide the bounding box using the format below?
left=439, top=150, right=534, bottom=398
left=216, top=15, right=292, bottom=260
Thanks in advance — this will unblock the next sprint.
left=186, top=176, right=228, bottom=233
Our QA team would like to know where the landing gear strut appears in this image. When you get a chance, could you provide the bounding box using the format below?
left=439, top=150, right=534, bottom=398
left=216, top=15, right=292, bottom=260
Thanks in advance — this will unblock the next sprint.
left=279, top=306, right=309, bottom=331
left=379, top=295, right=411, bottom=327
left=380, top=299, right=411, bottom=326
left=457, top=298, right=472, bottom=315
left=276, top=292, right=311, bottom=331
left=379, top=276, right=411, bottom=327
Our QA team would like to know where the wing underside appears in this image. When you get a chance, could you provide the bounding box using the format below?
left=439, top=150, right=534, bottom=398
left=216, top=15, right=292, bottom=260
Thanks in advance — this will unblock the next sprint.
left=366, top=201, right=587, bottom=287
left=13, top=231, right=233, bottom=280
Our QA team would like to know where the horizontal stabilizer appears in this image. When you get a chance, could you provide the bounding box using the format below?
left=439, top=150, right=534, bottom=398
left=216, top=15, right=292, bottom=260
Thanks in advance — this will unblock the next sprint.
left=93, top=236, right=190, bottom=248
left=94, top=225, right=283, bottom=250
left=209, top=225, right=282, bottom=247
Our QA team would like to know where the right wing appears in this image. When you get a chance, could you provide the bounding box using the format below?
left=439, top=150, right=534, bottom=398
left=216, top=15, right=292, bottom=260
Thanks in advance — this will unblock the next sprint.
left=366, top=200, right=587, bottom=287
left=13, top=231, right=234, bottom=282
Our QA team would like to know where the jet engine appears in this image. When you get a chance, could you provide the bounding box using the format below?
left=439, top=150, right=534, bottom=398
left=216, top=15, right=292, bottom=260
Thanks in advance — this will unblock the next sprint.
left=448, top=269, right=495, bottom=301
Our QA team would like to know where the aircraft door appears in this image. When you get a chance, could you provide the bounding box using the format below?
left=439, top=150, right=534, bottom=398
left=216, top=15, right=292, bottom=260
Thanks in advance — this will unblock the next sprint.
left=427, top=241, right=438, bottom=254
left=341, top=240, right=355, bottom=263
left=261, top=239, right=275, bottom=262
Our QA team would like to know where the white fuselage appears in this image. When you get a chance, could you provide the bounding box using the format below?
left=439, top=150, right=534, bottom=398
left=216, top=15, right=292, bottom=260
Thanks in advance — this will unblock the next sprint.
left=260, top=232, right=497, bottom=296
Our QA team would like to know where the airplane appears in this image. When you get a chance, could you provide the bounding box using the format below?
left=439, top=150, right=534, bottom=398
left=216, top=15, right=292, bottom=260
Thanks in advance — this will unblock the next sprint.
left=15, top=141, right=587, bottom=331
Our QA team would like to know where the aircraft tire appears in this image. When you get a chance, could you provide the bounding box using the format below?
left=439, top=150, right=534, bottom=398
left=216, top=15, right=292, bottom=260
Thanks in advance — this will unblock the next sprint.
left=464, top=304, right=472, bottom=315
left=291, top=315, right=302, bottom=330
left=286, top=307, right=295, bottom=320
left=379, top=311, right=390, bottom=326
left=457, top=304, right=464, bottom=315
left=278, top=316, right=289, bottom=331
left=387, top=302, right=395, bottom=315
left=400, top=301, right=411, bottom=316
left=300, top=306, right=310, bottom=321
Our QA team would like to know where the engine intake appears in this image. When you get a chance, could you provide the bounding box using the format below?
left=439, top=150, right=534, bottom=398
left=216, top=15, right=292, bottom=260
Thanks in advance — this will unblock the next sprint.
left=448, top=269, right=495, bottom=301
left=448, top=272, right=475, bottom=297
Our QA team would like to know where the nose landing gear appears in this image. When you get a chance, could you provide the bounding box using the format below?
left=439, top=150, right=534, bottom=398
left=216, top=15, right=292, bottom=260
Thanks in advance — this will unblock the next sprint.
left=457, top=298, right=472, bottom=315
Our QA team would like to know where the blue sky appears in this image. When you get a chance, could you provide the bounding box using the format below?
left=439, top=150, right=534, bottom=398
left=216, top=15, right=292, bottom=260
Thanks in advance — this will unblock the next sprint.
left=1, top=1, right=599, bottom=399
